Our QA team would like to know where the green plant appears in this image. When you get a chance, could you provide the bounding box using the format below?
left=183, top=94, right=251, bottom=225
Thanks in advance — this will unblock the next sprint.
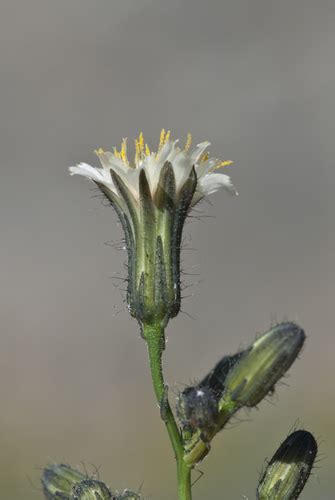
left=41, top=130, right=317, bottom=499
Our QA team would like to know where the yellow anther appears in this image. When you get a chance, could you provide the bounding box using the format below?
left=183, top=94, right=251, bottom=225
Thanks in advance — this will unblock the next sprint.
left=200, top=151, right=209, bottom=163
left=158, top=129, right=166, bottom=153
left=113, top=147, right=121, bottom=159
left=138, top=132, right=144, bottom=154
left=164, top=130, right=171, bottom=144
left=134, top=132, right=145, bottom=165
left=120, top=138, right=129, bottom=165
left=218, top=160, right=233, bottom=169
left=210, top=160, right=233, bottom=172
left=184, top=133, right=192, bottom=152
left=145, top=144, right=151, bottom=156
left=94, top=148, right=105, bottom=156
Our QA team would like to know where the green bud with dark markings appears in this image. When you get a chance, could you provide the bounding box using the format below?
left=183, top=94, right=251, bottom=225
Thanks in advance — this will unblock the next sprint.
left=41, top=464, right=86, bottom=499
left=257, top=430, right=317, bottom=499
left=222, top=322, right=305, bottom=407
left=41, top=464, right=112, bottom=500
left=111, top=490, right=141, bottom=500
left=72, top=479, right=111, bottom=499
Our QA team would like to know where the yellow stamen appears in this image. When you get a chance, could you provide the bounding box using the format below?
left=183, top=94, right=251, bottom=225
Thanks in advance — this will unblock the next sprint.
left=138, top=132, right=144, bottom=155
left=94, top=147, right=105, bottom=156
left=209, top=160, right=233, bottom=172
left=135, top=139, right=140, bottom=165
left=145, top=144, right=151, bottom=156
left=215, top=160, right=233, bottom=170
left=184, top=133, right=192, bottom=151
left=113, top=147, right=121, bottom=159
left=134, top=132, right=145, bottom=165
left=164, top=130, right=171, bottom=144
left=157, top=128, right=166, bottom=153
left=199, top=151, right=209, bottom=163
left=120, top=138, right=129, bottom=165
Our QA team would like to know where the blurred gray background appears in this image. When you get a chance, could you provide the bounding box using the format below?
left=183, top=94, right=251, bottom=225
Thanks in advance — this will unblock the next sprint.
left=0, top=0, right=333, bottom=498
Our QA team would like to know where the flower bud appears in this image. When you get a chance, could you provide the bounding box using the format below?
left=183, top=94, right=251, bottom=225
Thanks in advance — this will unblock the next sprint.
left=222, top=322, right=305, bottom=407
left=72, top=479, right=111, bottom=499
left=41, top=464, right=113, bottom=500
left=257, top=430, right=317, bottom=499
left=41, top=463, right=86, bottom=499
left=199, top=351, right=245, bottom=396
left=112, top=490, right=141, bottom=500
left=176, top=386, right=219, bottom=441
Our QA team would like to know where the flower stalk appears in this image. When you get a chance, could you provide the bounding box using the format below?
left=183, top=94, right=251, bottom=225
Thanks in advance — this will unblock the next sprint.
left=143, top=322, right=192, bottom=500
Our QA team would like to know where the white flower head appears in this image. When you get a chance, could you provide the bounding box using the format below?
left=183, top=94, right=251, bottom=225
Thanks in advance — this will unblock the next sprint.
left=69, top=130, right=238, bottom=207
left=69, top=130, right=238, bottom=327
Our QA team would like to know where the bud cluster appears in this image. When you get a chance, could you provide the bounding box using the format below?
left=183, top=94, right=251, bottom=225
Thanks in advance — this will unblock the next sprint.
left=177, top=322, right=305, bottom=465
left=41, top=464, right=141, bottom=500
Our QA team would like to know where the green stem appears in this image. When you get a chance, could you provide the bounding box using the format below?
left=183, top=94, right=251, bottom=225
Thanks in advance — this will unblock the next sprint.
left=143, top=323, right=192, bottom=500
left=177, top=460, right=192, bottom=500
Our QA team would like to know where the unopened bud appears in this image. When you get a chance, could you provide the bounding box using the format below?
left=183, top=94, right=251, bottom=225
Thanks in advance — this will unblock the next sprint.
left=41, top=464, right=115, bottom=500
left=41, top=464, right=86, bottom=499
left=223, top=322, right=305, bottom=407
left=72, top=479, right=111, bottom=499
left=257, top=430, right=317, bottom=499
left=112, top=490, right=141, bottom=500
left=176, top=386, right=219, bottom=441
left=199, top=351, right=245, bottom=396
left=177, top=352, right=243, bottom=437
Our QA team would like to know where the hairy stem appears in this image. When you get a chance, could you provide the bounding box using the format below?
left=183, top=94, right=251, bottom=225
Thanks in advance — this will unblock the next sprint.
left=143, top=323, right=192, bottom=500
